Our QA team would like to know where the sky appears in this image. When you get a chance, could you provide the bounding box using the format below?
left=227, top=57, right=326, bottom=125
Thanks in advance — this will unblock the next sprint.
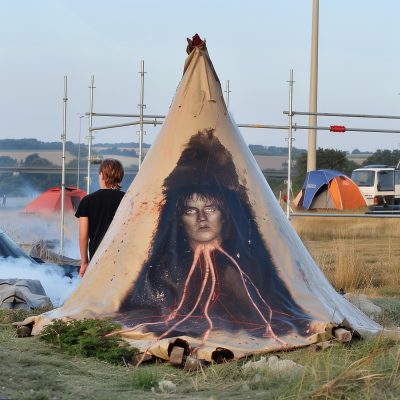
left=0, top=0, right=399, bottom=153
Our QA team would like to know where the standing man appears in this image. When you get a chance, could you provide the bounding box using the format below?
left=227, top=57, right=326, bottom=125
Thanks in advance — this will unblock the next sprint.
left=75, top=159, right=125, bottom=277
left=2, top=195, right=6, bottom=207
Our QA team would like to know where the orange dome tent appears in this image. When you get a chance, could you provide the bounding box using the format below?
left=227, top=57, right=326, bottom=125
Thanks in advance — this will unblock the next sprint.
left=20, top=187, right=86, bottom=216
left=293, top=170, right=367, bottom=210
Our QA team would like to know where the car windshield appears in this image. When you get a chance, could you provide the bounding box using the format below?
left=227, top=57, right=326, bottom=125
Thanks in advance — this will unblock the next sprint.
left=351, top=170, right=375, bottom=187
left=395, top=170, right=400, bottom=185
left=377, top=170, right=394, bottom=191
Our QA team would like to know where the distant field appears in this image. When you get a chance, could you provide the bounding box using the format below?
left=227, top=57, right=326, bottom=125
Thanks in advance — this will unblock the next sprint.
left=100, top=154, right=138, bottom=168
left=94, top=147, right=148, bottom=152
left=347, top=158, right=364, bottom=165
left=346, top=153, right=370, bottom=165
left=253, top=155, right=289, bottom=170
left=0, top=150, right=77, bottom=166
left=347, top=153, right=371, bottom=158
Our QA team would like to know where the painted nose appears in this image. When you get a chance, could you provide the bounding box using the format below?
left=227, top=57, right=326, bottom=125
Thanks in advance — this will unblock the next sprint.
left=198, top=210, right=206, bottom=221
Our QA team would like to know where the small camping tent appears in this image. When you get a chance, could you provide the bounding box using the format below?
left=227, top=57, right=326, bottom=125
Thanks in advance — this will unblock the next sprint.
left=20, top=187, right=86, bottom=216
left=293, top=170, right=367, bottom=210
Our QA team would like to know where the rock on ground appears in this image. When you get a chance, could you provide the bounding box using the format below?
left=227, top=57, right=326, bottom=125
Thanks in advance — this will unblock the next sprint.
left=159, top=380, right=176, bottom=393
left=344, top=294, right=382, bottom=320
left=242, top=356, right=304, bottom=377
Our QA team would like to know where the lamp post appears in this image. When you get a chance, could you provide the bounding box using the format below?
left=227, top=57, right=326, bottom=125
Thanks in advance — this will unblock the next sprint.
left=78, top=115, right=84, bottom=189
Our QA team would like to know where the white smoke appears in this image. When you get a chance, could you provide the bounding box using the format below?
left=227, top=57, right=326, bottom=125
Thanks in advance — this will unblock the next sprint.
left=0, top=256, right=81, bottom=306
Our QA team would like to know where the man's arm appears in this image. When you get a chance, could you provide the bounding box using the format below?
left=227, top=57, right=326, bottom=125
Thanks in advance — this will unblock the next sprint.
left=79, top=217, right=89, bottom=277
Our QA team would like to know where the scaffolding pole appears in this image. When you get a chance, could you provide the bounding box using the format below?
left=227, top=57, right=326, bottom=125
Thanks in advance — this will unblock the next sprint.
left=138, top=61, right=146, bottom=169
left=237, top=124, right=400, bottom=134
left=86, top=112, right=165, bottom=118
left=89, top=120, right=162, bottom=132
left=60, top=76, right=67, bottom=254
left=290, top=213, right=400, bottom=218
left=225, top=80, right=231, bottom=109
left=87, top=76, right=94, bottom=194
left=286, top=70, right=294, bottom=219
left=284, top=111, right=400, bottom=119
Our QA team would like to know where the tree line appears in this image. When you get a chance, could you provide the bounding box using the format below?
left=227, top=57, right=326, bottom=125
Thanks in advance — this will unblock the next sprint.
left=269, top=148, right=400, bottom=195
left=1, top=146, right=400, bottom=197
left=248, top=145, right=307, bottom=157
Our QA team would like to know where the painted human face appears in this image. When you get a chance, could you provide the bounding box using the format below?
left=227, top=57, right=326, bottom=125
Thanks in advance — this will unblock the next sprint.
left=180, top=195, right=224, bottom=244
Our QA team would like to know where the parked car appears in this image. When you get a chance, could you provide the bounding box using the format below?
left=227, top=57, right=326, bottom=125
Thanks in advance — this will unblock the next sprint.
left=351, top=164, right=400, bottom=206
left=365, top=204, right=400, bottom=215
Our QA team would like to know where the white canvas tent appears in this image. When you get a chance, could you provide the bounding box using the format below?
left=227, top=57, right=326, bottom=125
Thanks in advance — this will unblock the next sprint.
left=24, top=35, right=384, bottom=362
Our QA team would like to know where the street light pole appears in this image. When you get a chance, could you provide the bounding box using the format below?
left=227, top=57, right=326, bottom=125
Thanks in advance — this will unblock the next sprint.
left=78, top=115, right=84, bottom=189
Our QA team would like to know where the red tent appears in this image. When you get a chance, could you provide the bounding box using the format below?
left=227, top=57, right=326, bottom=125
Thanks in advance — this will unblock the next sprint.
left=20, top=187, right=87, bottom=216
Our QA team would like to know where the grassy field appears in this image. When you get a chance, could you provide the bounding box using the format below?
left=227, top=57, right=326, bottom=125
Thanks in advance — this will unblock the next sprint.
left=98, top=154, right=139, bottom=168
left=346, top=153, right=370, bottom=165
left=1, top=307, right=400, bottom=400
left=2, top=205, right=400, bottom=398
left=253, top=156, right=288, bottom=170
left=0, top=150, right=77, bottom=166
left=292, top=215, right=400, bottom=296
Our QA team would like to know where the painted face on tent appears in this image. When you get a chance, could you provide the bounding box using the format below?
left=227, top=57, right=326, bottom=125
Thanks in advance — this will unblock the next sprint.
left=180, top=194, right=224, bottom=246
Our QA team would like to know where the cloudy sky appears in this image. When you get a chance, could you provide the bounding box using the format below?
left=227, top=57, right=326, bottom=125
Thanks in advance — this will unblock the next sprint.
left=1, top=0, right=399, bottom=152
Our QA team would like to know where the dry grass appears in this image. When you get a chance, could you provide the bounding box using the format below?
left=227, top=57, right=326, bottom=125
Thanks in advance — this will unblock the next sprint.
left=292, top=215, right=400, bottom=295
left=1, top=321, right=400, bottom=399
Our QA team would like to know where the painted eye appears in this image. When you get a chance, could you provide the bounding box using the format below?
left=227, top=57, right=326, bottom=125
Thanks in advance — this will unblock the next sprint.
left=186, top=209, right=196, bottom=214
left=206, top=207, right=216, bottom=212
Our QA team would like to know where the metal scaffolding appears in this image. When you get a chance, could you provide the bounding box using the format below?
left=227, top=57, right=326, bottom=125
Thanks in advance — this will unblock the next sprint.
left=60, top=77, right=67, bottom=253
left=79, top=68, right=400, bottom=221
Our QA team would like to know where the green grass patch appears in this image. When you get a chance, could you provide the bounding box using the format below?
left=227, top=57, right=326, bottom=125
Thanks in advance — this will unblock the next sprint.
left=39, top=318, right=139, bottom=365
left=2, top=322, right=400, bottom=399
left=0, top=305, right=54, bottom=324
left=371, top=298, right=400, bottom=327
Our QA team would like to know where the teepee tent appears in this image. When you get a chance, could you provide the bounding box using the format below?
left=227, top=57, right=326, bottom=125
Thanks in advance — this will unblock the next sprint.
left=25, top=35, right=382, bottom=362
left=20, top=187, right=86, bottom=216
left=293, top=170, right=367, bottom=210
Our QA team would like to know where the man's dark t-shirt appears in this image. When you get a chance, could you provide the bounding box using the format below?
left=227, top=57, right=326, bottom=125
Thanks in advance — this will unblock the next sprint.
left=75, top=189, right=125, bottom=260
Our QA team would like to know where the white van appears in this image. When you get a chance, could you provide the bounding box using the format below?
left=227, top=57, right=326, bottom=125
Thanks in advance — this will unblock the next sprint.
left=351, top=165, right=400, bottom=206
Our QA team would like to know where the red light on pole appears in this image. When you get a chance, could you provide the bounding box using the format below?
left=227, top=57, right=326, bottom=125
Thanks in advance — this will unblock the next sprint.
left=330, top=125, right=346, bottom=132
